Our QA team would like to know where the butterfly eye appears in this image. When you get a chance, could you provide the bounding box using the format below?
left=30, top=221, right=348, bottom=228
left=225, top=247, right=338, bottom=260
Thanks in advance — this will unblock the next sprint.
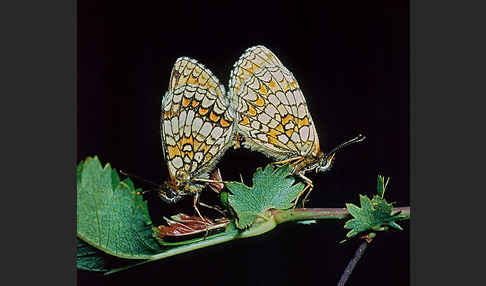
left=317, top=153, right=335, bottom=173
left=158, top=187, right=183, bottom=204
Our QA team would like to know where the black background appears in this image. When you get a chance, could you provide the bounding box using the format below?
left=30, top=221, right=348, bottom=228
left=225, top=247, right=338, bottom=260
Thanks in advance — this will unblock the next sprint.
left=78, top=0, right=409, bottom=285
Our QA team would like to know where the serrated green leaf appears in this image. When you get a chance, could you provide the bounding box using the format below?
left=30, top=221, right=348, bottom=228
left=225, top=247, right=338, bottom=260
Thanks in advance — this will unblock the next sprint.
left=372, top=196, right=393, bottom=219
left=389, top=222, right=404, bottom=230
left=220, top=191, right=229, bottom=209
left=77, top=238, right=112, bottom=272
left=345, top=203, right=361, bottom=218
left=344, top=188, right=403, bottom=238
left=77, top=161, right=84, bottom=185
left=77, top=156, right=160, bottom=260
left=111, top=169, right=121, bottom=190
left=360, top=194, right=373, bottom=213
left=226, top=164, right=305, bottom=229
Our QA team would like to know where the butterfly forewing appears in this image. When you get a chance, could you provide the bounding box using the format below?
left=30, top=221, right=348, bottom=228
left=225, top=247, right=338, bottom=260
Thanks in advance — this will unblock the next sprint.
left=229, top=45, right=283, bottom=101
left=161, top=57, right=236, bottom=182
left=230, top=46, right=320, bottom=161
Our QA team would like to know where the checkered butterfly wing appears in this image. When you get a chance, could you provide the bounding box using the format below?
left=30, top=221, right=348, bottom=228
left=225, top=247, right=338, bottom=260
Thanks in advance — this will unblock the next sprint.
left=229, top=46, right=320, bottom=161
left=161, top=57, right=236, bottom=182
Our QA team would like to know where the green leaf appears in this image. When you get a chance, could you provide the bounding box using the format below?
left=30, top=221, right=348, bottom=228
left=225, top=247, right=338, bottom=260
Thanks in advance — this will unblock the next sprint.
left=77, top=160, right=84, bottom=185
left=77, top=156, right=160, bottom=260
left=110, top=169, right=121, bottom=190
left=376, top=175, right=390, bottom=198
left=344, top=192, right=403, bottom=239
left=220, top=191, right=229, bottom=209
left=226, top=164, right=305, bottom=229
left=77, top=238, right=112, bottom=272
left=377, top=175, right=384, bottom=197
left=343, top=175, right=403, bottom=239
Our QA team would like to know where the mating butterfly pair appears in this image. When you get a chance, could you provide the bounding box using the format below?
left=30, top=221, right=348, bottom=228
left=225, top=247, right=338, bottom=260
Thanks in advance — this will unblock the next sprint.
left=159, top=46, right=364, bottom=218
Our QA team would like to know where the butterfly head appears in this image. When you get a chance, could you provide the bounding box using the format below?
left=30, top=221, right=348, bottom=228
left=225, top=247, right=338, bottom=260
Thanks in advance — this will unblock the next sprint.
left=158, top=179, right=186, bottom=204
left=315, top=134, right=366, bottom=173
left=316, top=152, right=336, bottom=173
left=158, top=170, right=192, bottom=204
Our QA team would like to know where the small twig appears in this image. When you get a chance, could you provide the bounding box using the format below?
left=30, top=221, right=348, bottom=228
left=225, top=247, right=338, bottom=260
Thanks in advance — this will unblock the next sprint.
left=271, top=206, right=410, bottom=224
left=337, top=233, right=375, bottom=286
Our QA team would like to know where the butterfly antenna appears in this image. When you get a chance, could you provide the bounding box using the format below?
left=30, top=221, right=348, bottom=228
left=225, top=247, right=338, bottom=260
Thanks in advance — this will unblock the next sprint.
left=326, top=134, right=366, bottom=158
left=119, top=169, right=160, bottom=188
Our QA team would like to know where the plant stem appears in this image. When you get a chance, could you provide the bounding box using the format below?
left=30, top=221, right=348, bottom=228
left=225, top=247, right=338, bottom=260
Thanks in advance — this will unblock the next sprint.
left=337, top=239, right=370, bottom=286
left=104, top=206, right=409, bottom=275
left=272, top=206, right=410, bottom=224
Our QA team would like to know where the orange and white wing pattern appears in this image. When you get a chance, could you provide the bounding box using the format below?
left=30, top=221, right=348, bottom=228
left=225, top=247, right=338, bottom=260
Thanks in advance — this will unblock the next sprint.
left=228, top=45, right=283, bottom=104
left=161, top=57, right=236, bottom=183
left=230, top=46, right=320, bottom=161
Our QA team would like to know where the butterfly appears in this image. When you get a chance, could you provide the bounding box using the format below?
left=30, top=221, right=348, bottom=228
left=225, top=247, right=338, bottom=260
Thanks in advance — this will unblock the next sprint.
left=230, top=45, right=365, bottom=206
left=159, top=57, right=237, bottom=218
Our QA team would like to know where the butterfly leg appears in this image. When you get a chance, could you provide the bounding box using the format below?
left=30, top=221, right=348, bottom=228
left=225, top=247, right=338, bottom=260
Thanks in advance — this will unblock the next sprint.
left=293, top=173, right=314, bottom=209
left=301, top=181, right=315, bottom=207
left=198, top=201, right=227, bottom=216
left=192, top=192, right=207, bottom=222
left=193, top=192, right=212, bottom=238
left=193, top=168, right=225, bottom=193
left=272, top=156, right=304, bottom=167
